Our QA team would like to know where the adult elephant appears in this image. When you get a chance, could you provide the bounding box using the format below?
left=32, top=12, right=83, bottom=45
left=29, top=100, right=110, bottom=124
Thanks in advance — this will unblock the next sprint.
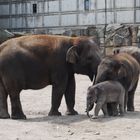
left=113, top=46, right=140, bottom=65
left=0, top=35, right=102, bottom=119
left=95, top=53, right=139, bottom=115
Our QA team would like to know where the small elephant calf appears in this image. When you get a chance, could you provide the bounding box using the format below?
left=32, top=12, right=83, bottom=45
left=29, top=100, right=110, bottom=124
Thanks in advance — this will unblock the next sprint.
left=86, top=81, right=125, bottom=119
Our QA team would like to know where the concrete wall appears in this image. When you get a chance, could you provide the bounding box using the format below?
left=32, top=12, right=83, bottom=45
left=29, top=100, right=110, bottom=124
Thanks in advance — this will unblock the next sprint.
left=0, top=0, right=139, bottom=34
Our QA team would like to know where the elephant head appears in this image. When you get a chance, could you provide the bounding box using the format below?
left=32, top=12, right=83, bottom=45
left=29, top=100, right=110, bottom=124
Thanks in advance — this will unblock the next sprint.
left=86, top=86, right=98, bottom=117
left=66, top=37, right=102, bottom=81
left=95, top=56, right=127, bottom=85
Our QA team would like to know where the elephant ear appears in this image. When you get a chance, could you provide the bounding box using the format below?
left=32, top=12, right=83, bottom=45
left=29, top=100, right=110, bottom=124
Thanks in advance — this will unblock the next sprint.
left=66, top=46, right=79, bottom=64
left=93, top=86, right=101, bottom=102
left=118, top=63, right=127, bottom=78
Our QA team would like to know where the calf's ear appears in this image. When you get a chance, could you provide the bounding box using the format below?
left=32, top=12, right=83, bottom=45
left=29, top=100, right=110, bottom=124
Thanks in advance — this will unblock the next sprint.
left=66, top=46, right=79, bottom=64
left=94, top=87, right=101, bottom=95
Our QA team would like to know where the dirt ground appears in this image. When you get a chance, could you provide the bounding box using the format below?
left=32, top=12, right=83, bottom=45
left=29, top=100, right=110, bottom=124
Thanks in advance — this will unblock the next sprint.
left=0, top=75, right=140, bottom=140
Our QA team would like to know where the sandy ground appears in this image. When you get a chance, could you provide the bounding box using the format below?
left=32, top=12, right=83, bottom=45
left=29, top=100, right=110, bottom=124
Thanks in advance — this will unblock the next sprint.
left=0, top=74, right=140, bottom=140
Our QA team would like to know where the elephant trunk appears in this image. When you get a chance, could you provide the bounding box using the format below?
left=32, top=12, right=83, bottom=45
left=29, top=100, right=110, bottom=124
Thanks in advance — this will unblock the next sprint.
left=95, top=72, right=107, bottom=84
left=86, top=110, right=90, bottom=118
left=86, top=103, right=94, bottom=118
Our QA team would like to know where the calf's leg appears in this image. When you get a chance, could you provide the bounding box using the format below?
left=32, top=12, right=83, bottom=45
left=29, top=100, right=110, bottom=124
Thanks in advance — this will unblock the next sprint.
left=102, top=104, right=108, bottom=117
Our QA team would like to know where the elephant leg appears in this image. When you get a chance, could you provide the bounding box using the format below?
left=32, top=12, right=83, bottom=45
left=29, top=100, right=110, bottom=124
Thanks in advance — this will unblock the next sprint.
left=107, top=103, right=113, bottom=116
left=64, top=75, right=78, bottom=115
left=4, top=76, right=26, bottom=119
left=10, top=92, right=26, bottom=119
left=124, top=90, right=128, bottom=112
left=107, top=103, right=118, bottom=116
left=119, top=103, right=124, bottom=116
left=48, top=79, right=67, bottom=116
left=119, top=92, right=125, bottom=116
left=127, top=81, right=138, bottom=111
left=92, top=102, right=103, bottom=119
left=0, top=81, right=10, bottom=119
left=102, top=104, right=108, bottom=117
left=127, top=92, right=134, bottom=111
left=112, top=103, right=118, bottom=116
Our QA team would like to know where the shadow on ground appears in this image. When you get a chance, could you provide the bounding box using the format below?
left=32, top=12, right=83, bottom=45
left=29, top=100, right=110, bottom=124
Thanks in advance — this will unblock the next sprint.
left=19, top=110, right=140, bottom=125
left=89, top=111, right=140, bottom=123
left=21, top=114, right=88, bottom=125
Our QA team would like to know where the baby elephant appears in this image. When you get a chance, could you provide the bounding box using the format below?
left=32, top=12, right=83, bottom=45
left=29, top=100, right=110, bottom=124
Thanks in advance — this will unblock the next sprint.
left=86, top=81, right=125, bottom=119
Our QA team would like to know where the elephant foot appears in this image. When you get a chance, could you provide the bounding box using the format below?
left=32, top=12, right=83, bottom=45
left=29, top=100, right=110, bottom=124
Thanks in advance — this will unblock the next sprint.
left=104, top=115, right=109, bottom=118
left=127, top=107, right=134, bottom=112
left=108, top=111, right=113, bottom=116
left=48, top=110, right=62, bottom=116
left=119, top=113, right=124, bottom=117
left=65, top=109, right=78, bottom=115
left=112, top=111, right=119, bottom=116
left=0, top=111, right=10, bottom=119
left=11, top=113, right=26, bottom=120
left=108, top=109, right=118, bottom=116
left=91, top=115, right=98, bottom=119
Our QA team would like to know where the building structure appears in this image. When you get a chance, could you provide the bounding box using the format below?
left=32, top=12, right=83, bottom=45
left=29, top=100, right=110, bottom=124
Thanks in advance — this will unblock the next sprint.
left=0, top=0, right=139, bottom=34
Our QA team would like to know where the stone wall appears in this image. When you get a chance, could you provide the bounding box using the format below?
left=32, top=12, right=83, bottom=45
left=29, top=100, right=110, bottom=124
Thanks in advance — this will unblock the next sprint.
left=63, top=24, right=140, bottom=48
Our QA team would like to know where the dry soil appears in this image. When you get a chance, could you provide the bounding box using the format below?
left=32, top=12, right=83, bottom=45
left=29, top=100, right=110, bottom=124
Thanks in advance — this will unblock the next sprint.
left=0, top=75, right=140, bottom=140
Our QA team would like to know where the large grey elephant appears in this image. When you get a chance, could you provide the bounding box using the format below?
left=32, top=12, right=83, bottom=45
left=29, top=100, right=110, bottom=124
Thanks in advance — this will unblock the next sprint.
left=0, top=35, right=102, bottom=119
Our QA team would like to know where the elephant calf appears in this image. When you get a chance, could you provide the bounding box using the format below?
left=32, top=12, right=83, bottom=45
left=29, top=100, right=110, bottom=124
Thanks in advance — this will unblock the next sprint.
left=86, top=81, right=125, bottom=119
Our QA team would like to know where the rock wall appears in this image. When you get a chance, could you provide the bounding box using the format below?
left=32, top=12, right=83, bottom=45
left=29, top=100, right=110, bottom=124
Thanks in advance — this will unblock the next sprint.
left=63, top=24, right=140, bottom=48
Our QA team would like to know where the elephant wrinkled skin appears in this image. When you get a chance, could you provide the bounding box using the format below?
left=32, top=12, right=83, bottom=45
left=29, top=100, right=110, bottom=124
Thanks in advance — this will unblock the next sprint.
left=0, top=35, right=102, bottom=119
left=86, top=81, right=125, bottom=119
